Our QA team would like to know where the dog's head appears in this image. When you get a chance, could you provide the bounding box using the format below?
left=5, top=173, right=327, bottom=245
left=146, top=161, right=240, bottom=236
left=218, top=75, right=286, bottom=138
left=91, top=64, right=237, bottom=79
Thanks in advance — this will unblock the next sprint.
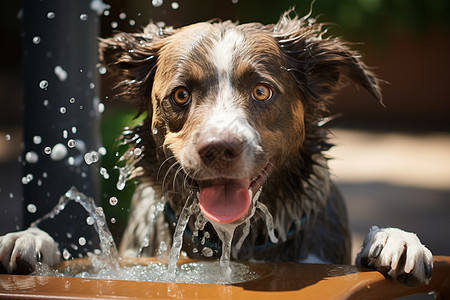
left=100, top=12, right=381, bottom=226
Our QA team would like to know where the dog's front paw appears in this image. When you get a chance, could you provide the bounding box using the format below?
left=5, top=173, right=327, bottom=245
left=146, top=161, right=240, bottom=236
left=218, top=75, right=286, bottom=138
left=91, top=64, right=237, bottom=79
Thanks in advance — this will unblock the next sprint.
left=0, top=227, right=60, bottom=274
left=357, top=226, right=433, bottom=286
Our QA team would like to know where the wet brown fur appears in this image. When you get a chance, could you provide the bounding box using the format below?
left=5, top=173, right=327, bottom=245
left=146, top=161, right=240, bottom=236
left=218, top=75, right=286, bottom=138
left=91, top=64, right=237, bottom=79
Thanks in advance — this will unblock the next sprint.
left=99, top=11, right=382, bottom=263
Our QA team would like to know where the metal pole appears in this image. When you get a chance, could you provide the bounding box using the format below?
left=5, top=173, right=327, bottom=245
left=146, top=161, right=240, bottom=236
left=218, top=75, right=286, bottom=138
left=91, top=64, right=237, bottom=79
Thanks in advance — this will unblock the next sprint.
left=22, top=0, right=101, bottom=257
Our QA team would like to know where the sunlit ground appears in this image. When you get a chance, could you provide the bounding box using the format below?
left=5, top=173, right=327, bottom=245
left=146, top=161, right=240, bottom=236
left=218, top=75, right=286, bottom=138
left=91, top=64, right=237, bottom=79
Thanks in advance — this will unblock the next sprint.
left=328, top=129, right=450, bottom=261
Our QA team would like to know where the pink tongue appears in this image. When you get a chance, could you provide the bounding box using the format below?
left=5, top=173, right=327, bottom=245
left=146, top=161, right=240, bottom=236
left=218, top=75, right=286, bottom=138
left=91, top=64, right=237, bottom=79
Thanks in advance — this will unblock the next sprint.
left=199, top=179, right=251, bottom=224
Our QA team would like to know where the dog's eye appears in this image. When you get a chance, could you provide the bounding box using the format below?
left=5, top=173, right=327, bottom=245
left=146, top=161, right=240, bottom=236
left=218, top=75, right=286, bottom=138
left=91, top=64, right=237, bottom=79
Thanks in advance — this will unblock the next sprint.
left=252, top=84, right=273, bottom=102
left=172, top=87, right=191, bottom=105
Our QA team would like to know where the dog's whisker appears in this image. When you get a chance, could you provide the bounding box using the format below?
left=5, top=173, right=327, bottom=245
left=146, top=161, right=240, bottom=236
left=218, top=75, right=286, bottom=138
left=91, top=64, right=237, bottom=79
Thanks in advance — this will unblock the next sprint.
left=161, top=161, right=180, bottom=196
left=172, top=165, right=185, bottom=193
left=157, top=155, right=176, bottom=180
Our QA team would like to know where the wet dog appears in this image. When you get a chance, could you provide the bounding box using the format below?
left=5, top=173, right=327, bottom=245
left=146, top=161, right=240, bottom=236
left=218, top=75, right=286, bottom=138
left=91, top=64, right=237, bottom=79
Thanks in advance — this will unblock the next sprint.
left=0, top=11, right=432, bottom=285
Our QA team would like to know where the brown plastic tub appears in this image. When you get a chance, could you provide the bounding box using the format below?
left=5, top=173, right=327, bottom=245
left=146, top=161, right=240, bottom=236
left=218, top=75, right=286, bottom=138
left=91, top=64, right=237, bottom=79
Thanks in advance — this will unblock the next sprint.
left=0, top=256, right=449, bottom=299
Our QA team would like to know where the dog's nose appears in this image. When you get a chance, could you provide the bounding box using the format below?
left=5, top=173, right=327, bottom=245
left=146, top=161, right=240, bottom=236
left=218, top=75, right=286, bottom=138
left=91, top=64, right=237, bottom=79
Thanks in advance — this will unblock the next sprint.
left=197, top=134, right=244, bottom=169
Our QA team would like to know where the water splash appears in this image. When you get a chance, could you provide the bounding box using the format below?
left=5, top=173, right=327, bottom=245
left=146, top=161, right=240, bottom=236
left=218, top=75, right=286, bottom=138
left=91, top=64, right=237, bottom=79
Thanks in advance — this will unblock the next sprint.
left=30, top=187, right=119, bottom=269
left=255, top=201, right=279, bottom=244
left=167, top=195, right=199, bottom=278
left=137, top=201, right=165, bottom=257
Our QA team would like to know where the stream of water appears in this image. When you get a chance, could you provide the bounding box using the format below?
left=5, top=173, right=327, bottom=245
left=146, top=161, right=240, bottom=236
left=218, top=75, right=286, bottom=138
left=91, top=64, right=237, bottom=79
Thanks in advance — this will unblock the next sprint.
left=31, top=186, right=263, bottom=284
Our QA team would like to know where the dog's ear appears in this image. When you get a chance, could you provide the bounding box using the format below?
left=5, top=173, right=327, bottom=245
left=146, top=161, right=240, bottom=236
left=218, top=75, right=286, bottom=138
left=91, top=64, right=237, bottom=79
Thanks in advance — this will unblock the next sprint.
left=274, top=12, right=383, bottom=107
left=99, top=24, right=175, bottom=112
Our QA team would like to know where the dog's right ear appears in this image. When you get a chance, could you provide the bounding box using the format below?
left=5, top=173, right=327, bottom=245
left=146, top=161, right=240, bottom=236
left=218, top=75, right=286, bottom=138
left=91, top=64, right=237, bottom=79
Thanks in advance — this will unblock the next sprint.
left=99, top=24, right=174, bottom=111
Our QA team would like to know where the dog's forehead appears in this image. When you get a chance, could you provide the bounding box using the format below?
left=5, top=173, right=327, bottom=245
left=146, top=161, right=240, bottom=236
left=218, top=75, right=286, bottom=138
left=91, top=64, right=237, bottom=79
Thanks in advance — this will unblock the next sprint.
left=158, top=23, right=284, bottom=79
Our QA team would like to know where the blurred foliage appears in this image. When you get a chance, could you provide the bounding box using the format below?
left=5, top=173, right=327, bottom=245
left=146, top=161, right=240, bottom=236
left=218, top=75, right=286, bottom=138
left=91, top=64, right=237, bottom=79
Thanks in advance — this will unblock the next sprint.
left=236, top=0, right=450, bottom=37
left=103, top=0, right=450, bottom=43
left=99, top=108, right=142, bottom=242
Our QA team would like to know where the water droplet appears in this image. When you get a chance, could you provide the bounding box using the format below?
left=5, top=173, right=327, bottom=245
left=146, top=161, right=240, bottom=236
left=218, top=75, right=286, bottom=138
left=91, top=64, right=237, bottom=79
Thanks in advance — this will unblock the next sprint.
left=25, top=151, right=39, bottom=164
left=26, top=174, right=34, bottom=182
left=171, top=1, right=179, bottom=9
left=231, top=0, right=238, bottom=3
left=32, top=36, right=41, bottom=44
left=47, top=11, right=55, bottom=19
left=5, top=134, right=11, bottom=141
left=42, top=172, right=48, bottom=178
left=98, top=147, right=107, bottom=156
left=69, top=97, right=76, bottom=103
left=78, top=237, right=87, bottom=246
left=84, top=151, right=99, bottom=165
left=37, top=179, right=42, bottom=186
left=98, top=65, right=107, bottom=74
left=21, top=177, right=29, bottom=184
left=111, top=21, right=118, bottom=29
left=110, top=217, right=116, bottom=224
left=104, top=10, right=110, bottom=16
left=80, top=14, right=88, bottom=21
left=152, top=127, right=158, bottom=135
left=86, top=216, right=94, bottom=225
left=39, top=80, right=48, bottom=90
left=152, top=0, right=163, bottom=7
left=27, top=204, right=37, bottom=213
left=63, top=130, right=68, bottom=139
left=129, top=19, right=135, bottom=26
left=33, top=135, right=42, bottom=144
left=68, top=157, right=75, bottom=165
left=119, top=12, right=126, bottom=20
left=67, top=139, right=76, bottom=148
left=44, top=146, right=52, bottom=154
left=9, top=193, right=14, bottom=199
left=109, top=196, right=118, bottom=206
left=89, top=82, right=95, bottom=89
left=100, top=167, right=110, bottom=180
left=43, top=99, right=49, bottom=107
left=159, top=241, right=168, bottom=252
left=98, top=102, right=105, bottom=113
left=71, top=126, right=77, bottom=134
left=133, top=148, right=142, bottom=156
left=54, top=65, right=68, bottom=82
left=50, top=143, right=68, bottom=160
left=60, top=107, right=67, bottom=114
left=62, top=248, right=71, bottom=260
left=202, top=247, right=213, bottom=257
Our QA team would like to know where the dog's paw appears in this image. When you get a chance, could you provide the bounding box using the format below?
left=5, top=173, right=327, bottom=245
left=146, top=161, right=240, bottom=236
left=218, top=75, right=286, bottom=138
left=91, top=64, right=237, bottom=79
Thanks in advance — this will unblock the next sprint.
left=356, top=226, right=433, bottom=286
left=0, top=227, right=60, bottom=274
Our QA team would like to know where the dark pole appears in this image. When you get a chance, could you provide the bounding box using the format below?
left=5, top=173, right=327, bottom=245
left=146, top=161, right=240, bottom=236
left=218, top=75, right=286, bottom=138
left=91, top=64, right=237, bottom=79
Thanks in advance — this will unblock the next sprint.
left=22, top=0, right=102, bottom=257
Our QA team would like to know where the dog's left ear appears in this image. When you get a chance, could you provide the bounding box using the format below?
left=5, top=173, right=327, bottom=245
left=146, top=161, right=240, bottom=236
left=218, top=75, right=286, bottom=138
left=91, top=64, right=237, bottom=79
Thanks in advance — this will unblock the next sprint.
left=274, top=13, right=383, bottom=106
left=99, top=24, right=175, bottom=112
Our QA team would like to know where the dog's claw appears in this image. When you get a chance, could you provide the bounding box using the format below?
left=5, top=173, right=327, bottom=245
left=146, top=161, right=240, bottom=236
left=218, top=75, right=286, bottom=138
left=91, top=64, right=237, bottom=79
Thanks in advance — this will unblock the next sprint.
left=425, top=262, right=432, bottom=279
left=371, top=244, right=382, bottom=258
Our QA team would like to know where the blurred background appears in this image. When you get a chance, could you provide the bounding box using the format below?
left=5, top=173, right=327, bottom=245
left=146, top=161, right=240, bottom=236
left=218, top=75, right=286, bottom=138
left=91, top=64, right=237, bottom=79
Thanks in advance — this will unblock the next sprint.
left=0, top=0, right=449, bottom=295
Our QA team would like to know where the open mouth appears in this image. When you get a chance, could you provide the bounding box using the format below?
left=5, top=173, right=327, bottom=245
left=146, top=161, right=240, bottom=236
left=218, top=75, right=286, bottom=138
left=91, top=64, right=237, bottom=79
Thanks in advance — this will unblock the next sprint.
left=196, top=162, right=273, bottom=224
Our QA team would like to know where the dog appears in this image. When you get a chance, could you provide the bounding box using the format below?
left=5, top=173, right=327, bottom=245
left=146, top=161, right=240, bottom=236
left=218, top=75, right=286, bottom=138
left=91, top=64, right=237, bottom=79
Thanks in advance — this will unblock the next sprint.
left=0, top=11, right=433, bottom=286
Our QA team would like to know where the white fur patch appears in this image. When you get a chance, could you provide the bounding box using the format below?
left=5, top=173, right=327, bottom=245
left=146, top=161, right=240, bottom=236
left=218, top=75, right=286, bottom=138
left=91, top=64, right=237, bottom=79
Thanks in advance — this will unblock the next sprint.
left=211, top=29, right=245, bottom=78
left=0, top=227, right=60, bottom=273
